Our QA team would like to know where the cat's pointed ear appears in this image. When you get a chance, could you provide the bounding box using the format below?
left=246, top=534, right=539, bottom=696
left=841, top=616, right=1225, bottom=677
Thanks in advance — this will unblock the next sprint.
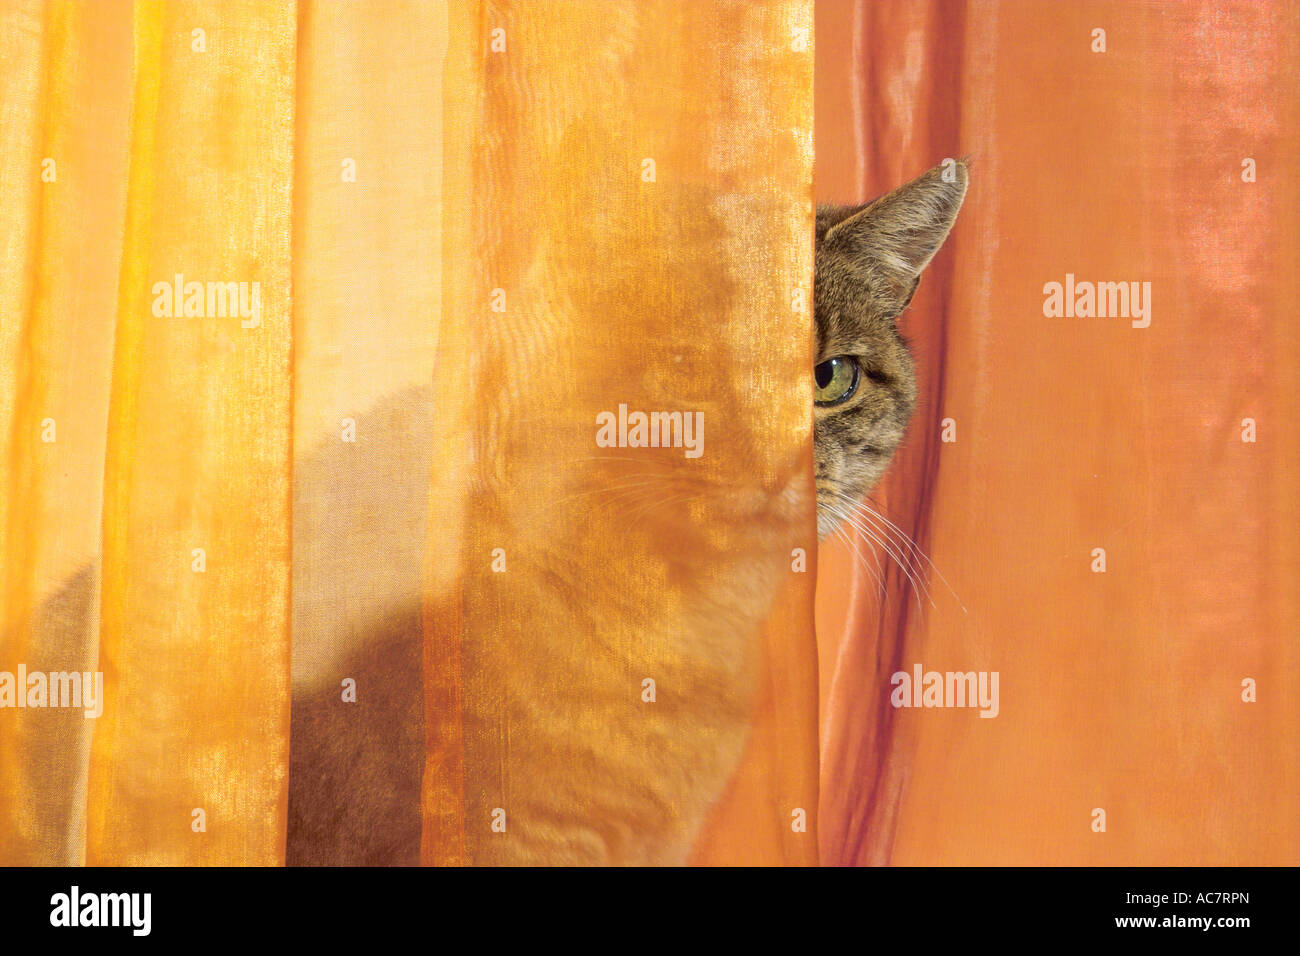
left=824, top=158, right=968, bottom=314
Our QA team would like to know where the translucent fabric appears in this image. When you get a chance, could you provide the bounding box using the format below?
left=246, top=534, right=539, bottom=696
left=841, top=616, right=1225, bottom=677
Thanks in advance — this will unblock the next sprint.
left=0, top=0, right=818, bottom=865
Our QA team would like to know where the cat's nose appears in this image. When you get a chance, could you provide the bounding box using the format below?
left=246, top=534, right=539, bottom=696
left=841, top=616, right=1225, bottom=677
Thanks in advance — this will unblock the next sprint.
left=747, top=449, right=815, bottom=523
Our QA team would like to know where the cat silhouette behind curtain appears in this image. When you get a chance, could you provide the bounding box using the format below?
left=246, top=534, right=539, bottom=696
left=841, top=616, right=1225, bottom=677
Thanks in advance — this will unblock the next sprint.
left=19, top=161, right=966, bottom=865
left=288, top=159, right=967, bottom=864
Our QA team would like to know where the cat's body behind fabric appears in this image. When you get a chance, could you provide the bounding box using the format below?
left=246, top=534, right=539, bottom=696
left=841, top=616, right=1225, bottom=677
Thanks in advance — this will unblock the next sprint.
left=289, top=160, right=968, bottom=865
left=21, top=161, right=967, bottom=866
left=289, top=193, right=813, bottom=864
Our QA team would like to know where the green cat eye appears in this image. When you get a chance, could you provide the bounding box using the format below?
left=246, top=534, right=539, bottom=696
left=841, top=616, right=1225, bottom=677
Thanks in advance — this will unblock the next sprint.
left=814, top=356, right=859, bottom=407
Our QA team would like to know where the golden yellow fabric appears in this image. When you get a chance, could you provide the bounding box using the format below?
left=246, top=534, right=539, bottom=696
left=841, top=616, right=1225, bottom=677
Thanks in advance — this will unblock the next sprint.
left=423, top=0, right=817, bottom=866
left=1, top=0, right=817, bottom=865
left=0, top=0, right=133, bottom=866
left=84, top=0, right=296, bottom=866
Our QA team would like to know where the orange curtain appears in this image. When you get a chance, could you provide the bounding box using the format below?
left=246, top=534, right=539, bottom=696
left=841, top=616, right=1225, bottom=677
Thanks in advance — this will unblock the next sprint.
left=1, top=0, right=817, bottom=866
left=816, top=0, right=1300, bottom=865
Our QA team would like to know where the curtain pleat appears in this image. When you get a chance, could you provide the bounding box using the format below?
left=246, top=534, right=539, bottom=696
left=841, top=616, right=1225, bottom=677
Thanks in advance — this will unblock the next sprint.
left=284, top=0, right=446, bottom=867
left=1, top=0, right=818, bottom=866
left=0, top=0, right=133, bottom=865
left=422, top=0, right=818, bottom=866
left=816, top=0, right=1300, bottom=866
left=86, top=0, right=297, bottom=865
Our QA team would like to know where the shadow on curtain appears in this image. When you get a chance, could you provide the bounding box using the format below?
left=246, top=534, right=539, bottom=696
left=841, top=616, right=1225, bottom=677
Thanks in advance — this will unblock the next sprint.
left=0, top=0, right=819, bottom=866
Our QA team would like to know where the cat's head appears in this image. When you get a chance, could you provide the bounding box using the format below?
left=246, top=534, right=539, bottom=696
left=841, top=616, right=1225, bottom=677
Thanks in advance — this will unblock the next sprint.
left=814, top=159, right=968, bottom=539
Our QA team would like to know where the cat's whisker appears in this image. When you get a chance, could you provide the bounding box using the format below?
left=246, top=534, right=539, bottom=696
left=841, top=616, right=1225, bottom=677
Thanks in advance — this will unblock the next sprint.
left=841, top=508, right=933, bottom=610
left=830, top=514, right=886, bottom=602
left=837, top=496, right=930, bottom=587
left=839, top=492, right=968, bottom=615
left=833, top=491, right=932, bottom=599
left=847, top=515, right=929, bottom=612
left=841, top=511, right=927, bottom=611
left=861, top=495, right=967, bottom=613
left=563, top=487, right=667, bottom=516
left=621, top=489, right=699, bottom=525
left=575, top=456, right=684, bottom=470
left=609, top=482, right=695, bottom=509
left=573, top=468, right=947, bottom=611
left=831, top=491, right=929, bottom=610
left=851, top=496, right=930, bottom=578
left=826, top=501, right=883, bottom=598
left=565, top=468, right=718, bottom=498
left=847, top=505, right=889, bottom=600
left=599, top=487, right=671, bottom=512
left=619, top=492, right=663, bottom=524
left=563, top=477, right=678, bottom=502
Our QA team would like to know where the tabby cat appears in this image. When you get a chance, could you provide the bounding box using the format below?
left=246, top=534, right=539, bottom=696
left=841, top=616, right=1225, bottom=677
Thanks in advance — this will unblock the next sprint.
left=813, top=159, right=968, bottom=541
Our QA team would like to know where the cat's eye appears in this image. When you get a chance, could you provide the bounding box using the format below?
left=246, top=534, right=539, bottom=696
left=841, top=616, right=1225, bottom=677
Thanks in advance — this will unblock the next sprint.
left=813, top=356, right=860, bottom=407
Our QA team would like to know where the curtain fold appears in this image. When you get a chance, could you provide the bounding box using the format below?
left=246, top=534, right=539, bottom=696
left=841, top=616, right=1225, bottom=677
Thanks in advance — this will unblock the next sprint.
left=0, top=0, right=133, bottom=866
left=1, top=0, right=818, bottom=866
left=422, top=0, right=818, bottom=867
left=815, top=0, right=1300, bottom=866
left=85, top=0, right=297, bottom=865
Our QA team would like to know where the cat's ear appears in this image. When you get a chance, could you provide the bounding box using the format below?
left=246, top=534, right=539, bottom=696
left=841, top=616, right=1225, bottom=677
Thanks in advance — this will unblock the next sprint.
left=823, top=158, right=968, bottom=314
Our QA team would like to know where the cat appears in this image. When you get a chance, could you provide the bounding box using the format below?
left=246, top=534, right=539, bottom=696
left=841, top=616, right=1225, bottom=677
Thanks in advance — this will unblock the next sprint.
left=12, top=159, right=966, bottom=866
left=287, top=158, right=968, bottom=865
left=814, top=159, right=968, bottom=542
